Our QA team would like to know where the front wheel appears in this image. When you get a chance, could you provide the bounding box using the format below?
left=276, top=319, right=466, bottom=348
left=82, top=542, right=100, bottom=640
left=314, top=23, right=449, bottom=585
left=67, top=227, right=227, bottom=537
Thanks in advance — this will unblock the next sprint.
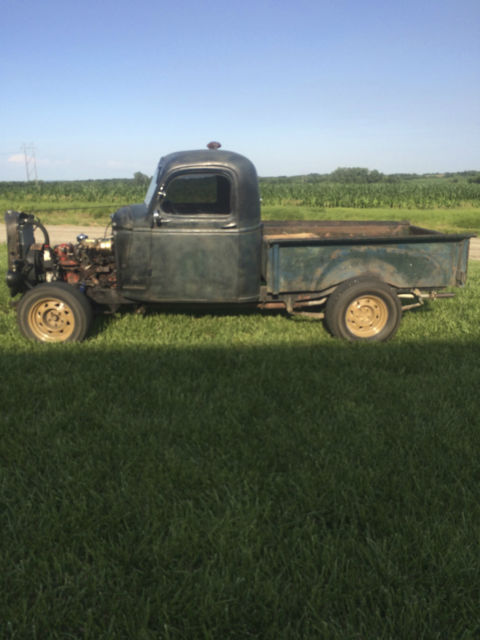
left=324, top=278, right=402, bottom=342
left=17, top=282, right=93, bottom=343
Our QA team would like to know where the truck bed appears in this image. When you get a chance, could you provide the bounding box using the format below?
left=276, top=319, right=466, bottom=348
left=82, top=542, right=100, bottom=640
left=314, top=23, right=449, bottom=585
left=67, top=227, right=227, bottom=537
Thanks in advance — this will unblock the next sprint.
left=262, top=220, right=473, bottom=295
left=263, top=219, right=443, bottom=241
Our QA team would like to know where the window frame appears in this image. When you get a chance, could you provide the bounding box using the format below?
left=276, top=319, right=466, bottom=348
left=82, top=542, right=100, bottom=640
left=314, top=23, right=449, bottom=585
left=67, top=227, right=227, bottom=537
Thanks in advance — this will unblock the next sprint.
left=158, top=168, right=234, bottom=220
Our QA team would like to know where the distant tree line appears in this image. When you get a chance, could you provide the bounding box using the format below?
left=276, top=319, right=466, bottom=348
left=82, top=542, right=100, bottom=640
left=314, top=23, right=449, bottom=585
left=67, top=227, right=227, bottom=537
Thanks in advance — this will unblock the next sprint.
left=261, top=168, right=480, bottom=185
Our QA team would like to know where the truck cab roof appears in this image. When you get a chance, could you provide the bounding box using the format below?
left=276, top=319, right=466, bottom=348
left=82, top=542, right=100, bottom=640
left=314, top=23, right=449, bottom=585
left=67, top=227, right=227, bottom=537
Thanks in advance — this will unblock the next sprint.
left=148, top=149, right=261, bottom=229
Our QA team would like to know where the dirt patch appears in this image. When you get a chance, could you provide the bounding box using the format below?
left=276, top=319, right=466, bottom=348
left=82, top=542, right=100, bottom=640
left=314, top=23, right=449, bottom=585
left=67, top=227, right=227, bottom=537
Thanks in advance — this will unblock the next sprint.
left=0, top=224, right=106, bottom=246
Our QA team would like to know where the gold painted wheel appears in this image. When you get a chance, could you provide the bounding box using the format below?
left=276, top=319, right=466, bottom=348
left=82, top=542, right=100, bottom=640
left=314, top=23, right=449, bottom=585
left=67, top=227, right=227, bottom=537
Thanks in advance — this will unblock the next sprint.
left=324, top=278, right=402, bottom=342
left=345, top=294, right=389, bottom=338
left=18, top=283, right=92, bottom=343
left=27, top=297, right=76, bottom=342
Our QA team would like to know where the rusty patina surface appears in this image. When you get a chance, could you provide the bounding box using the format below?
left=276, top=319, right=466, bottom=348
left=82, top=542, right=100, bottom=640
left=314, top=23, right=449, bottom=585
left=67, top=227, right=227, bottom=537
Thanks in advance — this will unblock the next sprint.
left=113, top=150, right=263, bottom=302
left=263, top=220, right=472, bottom=295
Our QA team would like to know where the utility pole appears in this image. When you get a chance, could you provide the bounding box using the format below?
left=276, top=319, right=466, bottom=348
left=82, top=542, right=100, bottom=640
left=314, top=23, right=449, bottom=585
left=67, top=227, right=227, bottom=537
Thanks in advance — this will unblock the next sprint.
left=22, top=143, right=38, bottom=182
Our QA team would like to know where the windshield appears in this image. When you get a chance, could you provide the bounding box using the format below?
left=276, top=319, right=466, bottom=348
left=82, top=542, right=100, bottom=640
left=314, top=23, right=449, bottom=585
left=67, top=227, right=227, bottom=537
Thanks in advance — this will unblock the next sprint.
left=144, top=162, right=162, bottom=207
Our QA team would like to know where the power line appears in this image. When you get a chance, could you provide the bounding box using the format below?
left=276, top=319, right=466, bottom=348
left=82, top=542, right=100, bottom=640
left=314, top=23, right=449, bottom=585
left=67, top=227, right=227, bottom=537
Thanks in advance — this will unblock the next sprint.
left=22, top=143, right=38, bottom=182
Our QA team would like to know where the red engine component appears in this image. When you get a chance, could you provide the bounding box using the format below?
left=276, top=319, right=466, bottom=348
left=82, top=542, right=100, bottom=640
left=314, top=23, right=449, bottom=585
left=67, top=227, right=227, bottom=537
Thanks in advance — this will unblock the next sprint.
left=55, top=243, right=77, bottom=266
left=54, top=243, right=81, bottom=283
left=53, top=238, right=116, bottom=287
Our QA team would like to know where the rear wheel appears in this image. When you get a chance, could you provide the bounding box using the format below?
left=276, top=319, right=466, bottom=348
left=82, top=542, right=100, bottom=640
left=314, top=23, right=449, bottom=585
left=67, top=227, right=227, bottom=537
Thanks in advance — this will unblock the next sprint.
left=17, top=282, right=92, bottom=343
left=324, top=278, right=402, bottom=342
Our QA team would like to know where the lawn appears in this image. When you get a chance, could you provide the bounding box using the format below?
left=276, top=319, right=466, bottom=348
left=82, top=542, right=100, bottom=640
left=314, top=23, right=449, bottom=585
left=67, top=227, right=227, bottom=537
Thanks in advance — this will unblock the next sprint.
left=262, top=205, right=480, bottom=235
left=1, top=243, right=480, bottom=638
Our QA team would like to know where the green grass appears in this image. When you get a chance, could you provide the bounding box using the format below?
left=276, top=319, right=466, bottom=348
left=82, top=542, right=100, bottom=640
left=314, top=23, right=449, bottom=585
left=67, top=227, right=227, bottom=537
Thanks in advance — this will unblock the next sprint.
left=0, top=199, right=119, bottom=225
left=262, top=205, right=480, bottom=235
left=1, top=244, right=480, bottom=638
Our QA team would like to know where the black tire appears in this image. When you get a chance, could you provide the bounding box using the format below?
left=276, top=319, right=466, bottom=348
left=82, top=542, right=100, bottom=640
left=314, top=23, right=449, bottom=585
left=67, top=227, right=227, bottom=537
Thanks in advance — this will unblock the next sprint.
left=17, top=282, right=93, bottom=343
left=324, top=277, right=402, bottom=342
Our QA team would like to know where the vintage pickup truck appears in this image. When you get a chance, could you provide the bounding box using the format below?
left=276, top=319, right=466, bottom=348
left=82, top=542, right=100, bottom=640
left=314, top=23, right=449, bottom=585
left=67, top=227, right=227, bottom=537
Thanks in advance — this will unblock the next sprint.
left=4, top=147, right=474, bottom=343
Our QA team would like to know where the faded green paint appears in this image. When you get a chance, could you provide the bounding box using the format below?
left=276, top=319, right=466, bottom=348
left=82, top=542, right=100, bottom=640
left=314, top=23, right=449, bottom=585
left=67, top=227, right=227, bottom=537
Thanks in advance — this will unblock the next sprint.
left=265, top=235, right=471, bottom=295
left=113, top=150, right=263, bottom=303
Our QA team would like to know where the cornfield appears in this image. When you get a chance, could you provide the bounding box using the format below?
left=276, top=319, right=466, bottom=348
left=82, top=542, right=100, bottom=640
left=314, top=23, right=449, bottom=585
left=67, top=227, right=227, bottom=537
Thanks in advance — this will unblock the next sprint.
left=259, top=180, right=480, bottom=209
left=0, top=179, right=146, bottom=205
left=1, top=176, right=480, bottom=210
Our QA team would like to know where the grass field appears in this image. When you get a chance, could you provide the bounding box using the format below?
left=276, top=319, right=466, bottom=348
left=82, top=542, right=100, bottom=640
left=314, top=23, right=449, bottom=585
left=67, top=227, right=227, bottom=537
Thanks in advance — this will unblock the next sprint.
left=0, top=200, right=118, bottom=226
left=262, top=205, right=480, bottom=235
left=1, top=239, right=480, bottom=638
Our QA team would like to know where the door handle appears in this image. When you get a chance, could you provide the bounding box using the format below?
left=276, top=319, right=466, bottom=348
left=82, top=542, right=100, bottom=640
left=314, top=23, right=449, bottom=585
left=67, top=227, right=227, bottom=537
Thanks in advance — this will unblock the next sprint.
left=153, top=211, right=169, bottom=227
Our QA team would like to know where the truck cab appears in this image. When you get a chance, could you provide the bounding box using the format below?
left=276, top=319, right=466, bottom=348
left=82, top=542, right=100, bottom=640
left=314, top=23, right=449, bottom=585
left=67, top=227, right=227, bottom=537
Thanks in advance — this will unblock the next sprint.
left=112, top=150, right=263, bottom=302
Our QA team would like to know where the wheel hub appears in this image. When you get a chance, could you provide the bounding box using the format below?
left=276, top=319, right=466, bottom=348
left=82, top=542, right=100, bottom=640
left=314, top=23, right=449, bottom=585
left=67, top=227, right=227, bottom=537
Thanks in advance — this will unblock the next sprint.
left=346, top=295, right=388, bottom=337
left=28, top=298, right=75, bottom=341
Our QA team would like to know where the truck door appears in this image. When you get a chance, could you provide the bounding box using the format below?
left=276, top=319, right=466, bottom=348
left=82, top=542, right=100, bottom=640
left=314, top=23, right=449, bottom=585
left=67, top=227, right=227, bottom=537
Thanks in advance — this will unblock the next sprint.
left=148, top=169, right=261, bottom=302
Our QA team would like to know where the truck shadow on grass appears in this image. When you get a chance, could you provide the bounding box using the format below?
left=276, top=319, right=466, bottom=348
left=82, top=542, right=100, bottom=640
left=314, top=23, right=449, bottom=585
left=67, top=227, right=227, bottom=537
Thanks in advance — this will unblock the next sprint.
left=2, top=338, right=480, bottom=638
left=2, top=336, right=479, bottom=429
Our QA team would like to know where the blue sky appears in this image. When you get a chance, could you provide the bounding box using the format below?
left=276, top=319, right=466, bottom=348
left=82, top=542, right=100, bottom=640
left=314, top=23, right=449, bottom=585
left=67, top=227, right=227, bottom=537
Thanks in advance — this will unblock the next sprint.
left=1, top=0, right=479, bottom=180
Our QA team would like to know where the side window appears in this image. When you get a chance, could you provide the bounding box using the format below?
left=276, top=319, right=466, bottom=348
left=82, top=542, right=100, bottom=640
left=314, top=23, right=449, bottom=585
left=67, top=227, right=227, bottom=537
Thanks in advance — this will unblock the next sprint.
left=161, top=172, right=231, bottom=215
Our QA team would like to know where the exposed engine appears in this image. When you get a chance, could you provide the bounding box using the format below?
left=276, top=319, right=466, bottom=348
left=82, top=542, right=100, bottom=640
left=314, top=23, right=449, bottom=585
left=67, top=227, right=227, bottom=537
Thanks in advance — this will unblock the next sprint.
left=5, top=210, right=116, bottom=298
left=53, top=236, right=116, bottom=288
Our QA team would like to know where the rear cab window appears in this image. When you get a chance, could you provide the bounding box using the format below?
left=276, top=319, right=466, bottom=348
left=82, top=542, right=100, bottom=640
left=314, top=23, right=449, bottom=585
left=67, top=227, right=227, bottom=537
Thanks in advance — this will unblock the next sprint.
left=161, top=172, right=231, bottom=216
